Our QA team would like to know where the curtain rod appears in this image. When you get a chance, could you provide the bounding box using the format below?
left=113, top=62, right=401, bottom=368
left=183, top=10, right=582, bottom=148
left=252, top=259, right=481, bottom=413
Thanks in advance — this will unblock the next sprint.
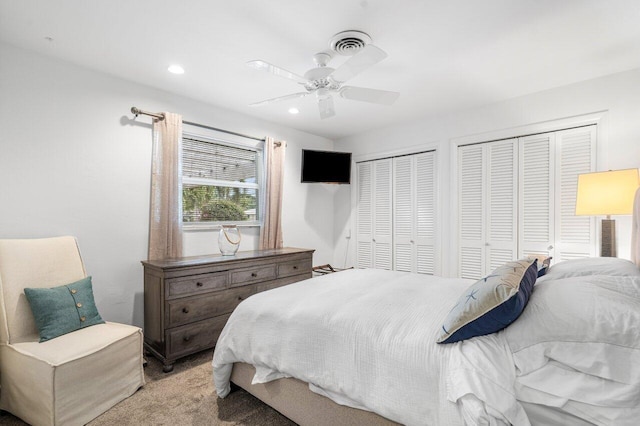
left=130, top=107, right=266, bottom=142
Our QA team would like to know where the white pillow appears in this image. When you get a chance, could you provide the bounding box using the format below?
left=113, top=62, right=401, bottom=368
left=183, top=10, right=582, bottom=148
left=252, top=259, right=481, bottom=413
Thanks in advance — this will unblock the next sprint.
left=504, top=273, right=640, bottom=418
left=540, top=257, right=640, bottom=281
left=504, top=273, right=640, bottom=382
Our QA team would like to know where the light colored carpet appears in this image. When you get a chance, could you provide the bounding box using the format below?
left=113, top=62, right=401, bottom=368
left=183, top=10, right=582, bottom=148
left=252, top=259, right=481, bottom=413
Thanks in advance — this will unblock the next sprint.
left=0, top=350, right=296, bottom=426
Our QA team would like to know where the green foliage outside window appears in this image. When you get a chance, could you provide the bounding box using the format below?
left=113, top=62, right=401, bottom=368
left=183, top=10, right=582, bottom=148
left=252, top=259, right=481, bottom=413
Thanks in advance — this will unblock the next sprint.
left=183, top=185, right=256, bottom=222
left=201, top=200, right=247, bottom=221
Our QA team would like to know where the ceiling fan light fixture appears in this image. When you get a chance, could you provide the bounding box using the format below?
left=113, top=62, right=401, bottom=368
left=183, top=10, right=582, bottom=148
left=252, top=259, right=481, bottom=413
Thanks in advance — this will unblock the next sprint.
left=316, top=88, right=331, bottom=98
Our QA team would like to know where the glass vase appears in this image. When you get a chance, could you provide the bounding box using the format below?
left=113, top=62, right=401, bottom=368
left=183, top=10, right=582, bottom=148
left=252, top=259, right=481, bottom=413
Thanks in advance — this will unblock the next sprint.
left=218, top=225, right=241, bottom=256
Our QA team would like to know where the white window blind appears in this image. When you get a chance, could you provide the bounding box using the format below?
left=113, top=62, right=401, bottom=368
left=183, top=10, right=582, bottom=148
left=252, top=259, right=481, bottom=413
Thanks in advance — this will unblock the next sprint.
left=182, top=136, right=262, bottom=224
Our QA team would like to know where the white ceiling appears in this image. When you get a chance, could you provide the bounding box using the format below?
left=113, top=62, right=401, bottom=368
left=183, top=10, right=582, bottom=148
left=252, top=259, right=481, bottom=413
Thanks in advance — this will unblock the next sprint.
left=2, top=0, right=640, bottom=140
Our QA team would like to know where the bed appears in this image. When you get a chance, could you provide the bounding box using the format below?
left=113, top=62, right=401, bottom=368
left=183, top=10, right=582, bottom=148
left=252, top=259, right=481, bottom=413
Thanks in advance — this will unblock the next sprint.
left=213, top=191, right=640, bottom=425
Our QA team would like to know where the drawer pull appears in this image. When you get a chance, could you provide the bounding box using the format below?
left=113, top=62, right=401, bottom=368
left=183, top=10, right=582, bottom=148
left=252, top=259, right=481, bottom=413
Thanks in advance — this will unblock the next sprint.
left=251, top=272, right=258, bottom=278
left=237, top=296, right=245, bottom=301
left=183, top=335, right=191, bottom=342
left=293, top=266, right=298, bottom=270
left=196, top=282, right=204, bottom=287
left=182, top=307, right=190, bottom=314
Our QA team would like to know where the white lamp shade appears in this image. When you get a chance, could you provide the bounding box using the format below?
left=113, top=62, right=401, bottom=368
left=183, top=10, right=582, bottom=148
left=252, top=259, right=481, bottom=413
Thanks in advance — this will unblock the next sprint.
left=575, top=168, right=639, bottom=216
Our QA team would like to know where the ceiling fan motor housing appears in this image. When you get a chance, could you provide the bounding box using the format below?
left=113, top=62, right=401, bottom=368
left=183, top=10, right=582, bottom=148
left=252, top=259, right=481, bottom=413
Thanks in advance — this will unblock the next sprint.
left=303, top=67, right=340, bottom=92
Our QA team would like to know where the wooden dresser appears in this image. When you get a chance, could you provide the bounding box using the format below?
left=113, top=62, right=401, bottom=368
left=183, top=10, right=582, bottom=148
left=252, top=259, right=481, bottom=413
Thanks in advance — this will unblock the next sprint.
left=142, top=247, right=314, bottom=372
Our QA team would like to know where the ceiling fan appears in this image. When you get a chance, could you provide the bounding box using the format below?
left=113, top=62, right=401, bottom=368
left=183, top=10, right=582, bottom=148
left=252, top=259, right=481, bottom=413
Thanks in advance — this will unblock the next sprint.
left=246, top=31, right=400, bottom=119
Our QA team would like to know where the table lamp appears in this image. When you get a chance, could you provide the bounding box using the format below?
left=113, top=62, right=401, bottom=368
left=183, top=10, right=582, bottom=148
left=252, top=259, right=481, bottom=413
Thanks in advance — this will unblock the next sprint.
left=575, top=168, right=640, bottom=257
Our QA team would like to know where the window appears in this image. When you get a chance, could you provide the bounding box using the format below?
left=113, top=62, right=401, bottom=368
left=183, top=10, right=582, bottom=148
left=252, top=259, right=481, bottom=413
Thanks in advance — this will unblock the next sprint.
left=181, top=134, right=263, bottom=226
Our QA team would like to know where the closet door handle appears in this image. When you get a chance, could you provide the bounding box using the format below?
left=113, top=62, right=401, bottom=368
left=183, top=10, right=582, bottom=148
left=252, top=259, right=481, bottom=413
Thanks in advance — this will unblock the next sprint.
left=547, top=245, right=554, bottom=250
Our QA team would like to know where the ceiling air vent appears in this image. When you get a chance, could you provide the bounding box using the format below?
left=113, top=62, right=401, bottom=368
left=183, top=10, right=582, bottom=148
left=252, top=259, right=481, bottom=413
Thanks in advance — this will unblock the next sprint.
left=329, top=30, right=372, bottom=56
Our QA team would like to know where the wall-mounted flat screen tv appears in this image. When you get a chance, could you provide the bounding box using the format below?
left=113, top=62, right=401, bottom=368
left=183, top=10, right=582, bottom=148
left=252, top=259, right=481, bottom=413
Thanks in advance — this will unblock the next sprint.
left=301, top=149, right=352, bottom=184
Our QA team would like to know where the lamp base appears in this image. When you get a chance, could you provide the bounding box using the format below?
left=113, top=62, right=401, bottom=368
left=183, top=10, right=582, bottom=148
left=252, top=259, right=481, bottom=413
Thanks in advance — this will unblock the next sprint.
left=601, top=218, right=616, bottom=257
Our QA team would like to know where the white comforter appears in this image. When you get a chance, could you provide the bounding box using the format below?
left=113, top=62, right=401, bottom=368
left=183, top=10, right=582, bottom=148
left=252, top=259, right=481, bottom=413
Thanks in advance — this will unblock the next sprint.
left=213, top=269, right=516, bottom=425
left=213, top=263, right=640, bottom=425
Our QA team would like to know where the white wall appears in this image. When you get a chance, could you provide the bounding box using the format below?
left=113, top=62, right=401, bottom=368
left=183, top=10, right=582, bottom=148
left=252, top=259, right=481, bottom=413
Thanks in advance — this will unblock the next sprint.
left=335, top=68, right=640, bottom=275
left=3, top=40, right=639, bottom=326
left=0, top=42, right=335, bottom=327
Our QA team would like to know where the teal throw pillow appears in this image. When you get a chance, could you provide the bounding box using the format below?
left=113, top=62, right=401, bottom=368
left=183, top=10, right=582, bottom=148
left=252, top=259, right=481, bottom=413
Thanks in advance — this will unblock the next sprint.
left=24, top=276, right=105, bottom=342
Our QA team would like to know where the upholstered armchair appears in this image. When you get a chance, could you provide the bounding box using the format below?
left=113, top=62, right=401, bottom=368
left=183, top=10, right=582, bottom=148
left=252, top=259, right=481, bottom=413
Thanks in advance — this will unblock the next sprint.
left=0, top=236, right=145, bottom=425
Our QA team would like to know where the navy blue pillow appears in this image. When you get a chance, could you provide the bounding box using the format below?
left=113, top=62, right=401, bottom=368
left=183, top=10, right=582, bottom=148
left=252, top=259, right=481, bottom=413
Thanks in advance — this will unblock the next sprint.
left=537, top=256, right=552, bottom=277
left=437, top=258, right=538, bottom=344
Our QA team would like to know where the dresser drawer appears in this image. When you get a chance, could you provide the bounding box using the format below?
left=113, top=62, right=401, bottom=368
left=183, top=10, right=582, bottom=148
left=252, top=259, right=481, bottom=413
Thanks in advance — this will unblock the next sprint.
left=167, top=271, right=228, bottom=298
left=167, top=285, right=254, bottom=327
left=278, top=258, right=312, bottom=278
left=254, top=273, right=312, bottom=293
left=167, top=314, right=230, bottom=359
left=230, top=264, right=276, bottom=287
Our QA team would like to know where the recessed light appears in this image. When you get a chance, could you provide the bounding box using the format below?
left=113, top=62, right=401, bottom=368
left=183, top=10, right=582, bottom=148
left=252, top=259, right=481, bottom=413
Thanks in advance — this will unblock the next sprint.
left=168, top=64, right=185, bottom=74
left=288, top=107, right=299, bottom=115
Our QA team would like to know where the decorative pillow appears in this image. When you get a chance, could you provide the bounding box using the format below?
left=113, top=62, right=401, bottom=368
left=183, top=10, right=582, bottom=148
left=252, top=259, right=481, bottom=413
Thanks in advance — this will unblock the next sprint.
left=537, top=256, right=552, bottom=277
left=437, top=258, right=538, bottom=344
left=24, top=276, right=105, bottom=342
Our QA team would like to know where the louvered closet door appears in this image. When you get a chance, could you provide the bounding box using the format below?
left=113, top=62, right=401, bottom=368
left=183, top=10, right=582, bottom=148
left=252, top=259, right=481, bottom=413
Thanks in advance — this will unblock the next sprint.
left=554, top=126, right=596, bottom=261
left=373, top=159, right=393, bottom=269
left=415, top=152, right=437, bottom=274
left=393, top=152, right=437, bottom=274
left=356, top=162, right=373, bottom=268
left=486, top=140, right=517, bottom=272
left=519, top=133, right=555, bottom=260
left=356, top=159, right=393, bottom=270
left=459, top=141, right=516, bottom=279
left=458, top=144, right=485, bottom=279
left=393, top=156, right=414, bottom=272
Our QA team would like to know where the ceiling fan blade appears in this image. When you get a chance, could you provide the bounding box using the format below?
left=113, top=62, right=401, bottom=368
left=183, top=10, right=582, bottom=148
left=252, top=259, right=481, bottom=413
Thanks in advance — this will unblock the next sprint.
left=249, top=92, right=309, bottom=107
left=340, top=86, right=399, bottom=105
left=318, top=96, right=335, bottom=119
left=246, top=60, right=308, bottom=84
left=328, top=45, right=388, bottom=83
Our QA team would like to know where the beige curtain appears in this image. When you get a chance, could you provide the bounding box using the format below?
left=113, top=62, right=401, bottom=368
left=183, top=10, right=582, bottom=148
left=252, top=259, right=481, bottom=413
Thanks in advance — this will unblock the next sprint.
left=259, top=137, right=286, bottom=250
left=632, top=187, right=640, bottom=266
left=148, top=112, right=183, bottom=260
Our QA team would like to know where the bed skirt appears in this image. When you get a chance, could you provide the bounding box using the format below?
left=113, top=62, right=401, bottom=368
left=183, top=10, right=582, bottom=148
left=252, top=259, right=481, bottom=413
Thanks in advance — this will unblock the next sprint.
left=230, top=362, right=400, bottom=426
